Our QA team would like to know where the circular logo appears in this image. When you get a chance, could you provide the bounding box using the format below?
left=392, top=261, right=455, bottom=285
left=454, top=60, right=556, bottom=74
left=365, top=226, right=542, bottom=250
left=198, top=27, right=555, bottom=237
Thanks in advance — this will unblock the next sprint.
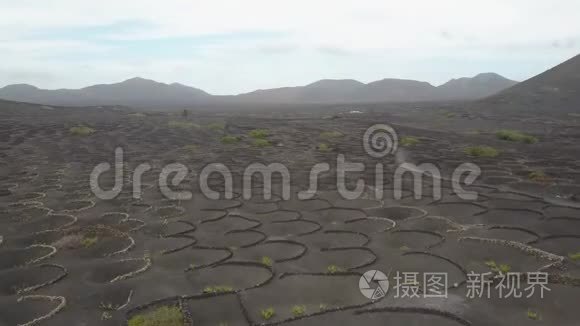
left=363, top=124, right=398, bottom=158
left=359, top=269, right=389, bottom=300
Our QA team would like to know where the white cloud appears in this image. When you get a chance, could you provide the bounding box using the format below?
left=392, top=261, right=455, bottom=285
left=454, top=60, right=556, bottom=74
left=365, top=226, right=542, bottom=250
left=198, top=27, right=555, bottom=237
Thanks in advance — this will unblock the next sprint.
left=0, top=0, right=579, bottom=93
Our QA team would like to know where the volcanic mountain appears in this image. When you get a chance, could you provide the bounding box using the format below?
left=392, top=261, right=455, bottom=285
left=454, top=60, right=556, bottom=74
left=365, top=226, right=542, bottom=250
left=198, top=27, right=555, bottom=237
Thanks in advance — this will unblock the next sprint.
left=480, top=54, right=580, bottom=112
left=0, top=77, right=210, bottom=108
left=437, top=72, right=518, bottom=100
left=235, top=75, right=516, bottom=104
left=0, top=73, right=517, bottom=108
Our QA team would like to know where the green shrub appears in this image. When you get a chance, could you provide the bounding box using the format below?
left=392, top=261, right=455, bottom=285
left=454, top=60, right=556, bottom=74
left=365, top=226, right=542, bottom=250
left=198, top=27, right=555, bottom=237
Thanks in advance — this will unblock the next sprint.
left=207, top=122, right=225, bottom=131
left=260, top=307, right=275, bottom=320
left=292, top=305, right=306, bottom=317
left=128, top=306, right=185, bottom=326
left=317, top=143, right=331, bottom=152
left=128, top=113, right=146, bottom=118
left=69, top=126, right=95, bottom=136
left=528, top=171, right=551, bottom=183
left=401, top=136, right=420, bottom=147
left=496, top=130, right=538, bottom=144
left=568, top=252, right=580, bottom=261
left=498, top=264, right=511, bottom=273
left=249, top=129, right=269, bottom=139
left=253, top=139, right=271, bottom=147
left=221, top=136, right=240, bottom=144
left=203, top=285, right=234, bottom=294
left=261, top=256, right=273, bottom=267
left=485, top=260, right=511, bottom=274
left=464, top=146, right=499, bottom=157
left=326, top=265, right=345, bottom=274
left=182, top=144, right=198, bottom=152
left=81, top=236, right=98, bottom=248
left=527, top=309, right=540, bottom=321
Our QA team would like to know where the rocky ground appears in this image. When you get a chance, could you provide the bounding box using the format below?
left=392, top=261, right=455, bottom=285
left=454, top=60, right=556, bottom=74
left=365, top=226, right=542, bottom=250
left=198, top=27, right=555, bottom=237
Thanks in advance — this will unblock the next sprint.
left=0, top=101, right=579, bottom=325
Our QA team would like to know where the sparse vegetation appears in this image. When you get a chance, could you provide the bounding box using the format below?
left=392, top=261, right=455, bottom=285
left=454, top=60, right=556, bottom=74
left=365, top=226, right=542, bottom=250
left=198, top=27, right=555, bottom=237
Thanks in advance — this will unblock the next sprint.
left=182, top=144, right=198, bottom=153
left=568, top=252, right=580, bottom=261
left=249, top=129, right=269, bottom=139
left=527, top=309, right=540, bottom=321
left=128, top=113, right=146, bottom=118
left=101, top=311, right=112, bottom=320
left=318, top=304, right=328, bottom=311
left=253, top=139, right=271, bottom=147
left=69, top=126, right=95, bottom=136
left=444, top=112, right=456, bottom=118
left=99, top=302, right=117, bottom=311
left=291, top=305, right=306, bottom=317
left=496, top=130, right=538, bottom=144
left=326, top=265, right=345, bottom=274
left=203, top=285, right=234, bottom=294
left=260, top=307, right=275, bottom=320
left=261, top=256, right=273, bottom=267
left=320, top=131, right=343, bottom=139
left=207, top=122, right=225, bottom=131
left=81, top=235, right=98, bottom=248
left=529, top=171, right=551, bottom=183
left=401, top=136, right=420, bottom=147
left=464, top=146, right=499, bottom=158
left=485, top=260, right=511, bottom=274
left=317, top=143, right=331, bottom=152
left=168, top=120, right=198, bottom=129
left=128, top=306, right=185, bottom=326
left=399, top=245, right=411, bottom=251
left=221, top=135, right=240, bottom=144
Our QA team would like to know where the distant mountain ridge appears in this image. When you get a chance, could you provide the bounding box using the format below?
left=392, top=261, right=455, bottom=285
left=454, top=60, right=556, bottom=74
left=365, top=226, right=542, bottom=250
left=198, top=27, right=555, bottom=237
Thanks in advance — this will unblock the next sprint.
left=438, top=72, right=518, bottom=100
left=0, top=73, right=517, bottom=108
left=234, top=73, right=516, bottom=104
left=0, top=77, right=210, bottom=108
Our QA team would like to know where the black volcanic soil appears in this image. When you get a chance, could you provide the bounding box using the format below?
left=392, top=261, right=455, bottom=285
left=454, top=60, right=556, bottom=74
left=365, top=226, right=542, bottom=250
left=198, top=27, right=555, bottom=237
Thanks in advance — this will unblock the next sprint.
left=0, top=100, right=579, bottom=325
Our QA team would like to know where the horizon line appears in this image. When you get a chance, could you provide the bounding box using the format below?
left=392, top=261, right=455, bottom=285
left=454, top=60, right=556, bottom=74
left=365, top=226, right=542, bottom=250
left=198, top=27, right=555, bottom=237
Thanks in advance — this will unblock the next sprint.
left=0, top=71, right=518, bottom=97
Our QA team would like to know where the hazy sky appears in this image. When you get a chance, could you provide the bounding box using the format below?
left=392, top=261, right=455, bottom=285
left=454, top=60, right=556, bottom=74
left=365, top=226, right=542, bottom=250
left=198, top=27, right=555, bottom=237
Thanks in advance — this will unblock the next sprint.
left=1, top=0, right=579, bottom=95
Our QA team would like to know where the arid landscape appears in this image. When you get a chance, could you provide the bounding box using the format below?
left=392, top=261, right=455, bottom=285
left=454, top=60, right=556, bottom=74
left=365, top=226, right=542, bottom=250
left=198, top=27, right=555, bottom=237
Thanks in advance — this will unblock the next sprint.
left=0, top=53, right=579, bottom=326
